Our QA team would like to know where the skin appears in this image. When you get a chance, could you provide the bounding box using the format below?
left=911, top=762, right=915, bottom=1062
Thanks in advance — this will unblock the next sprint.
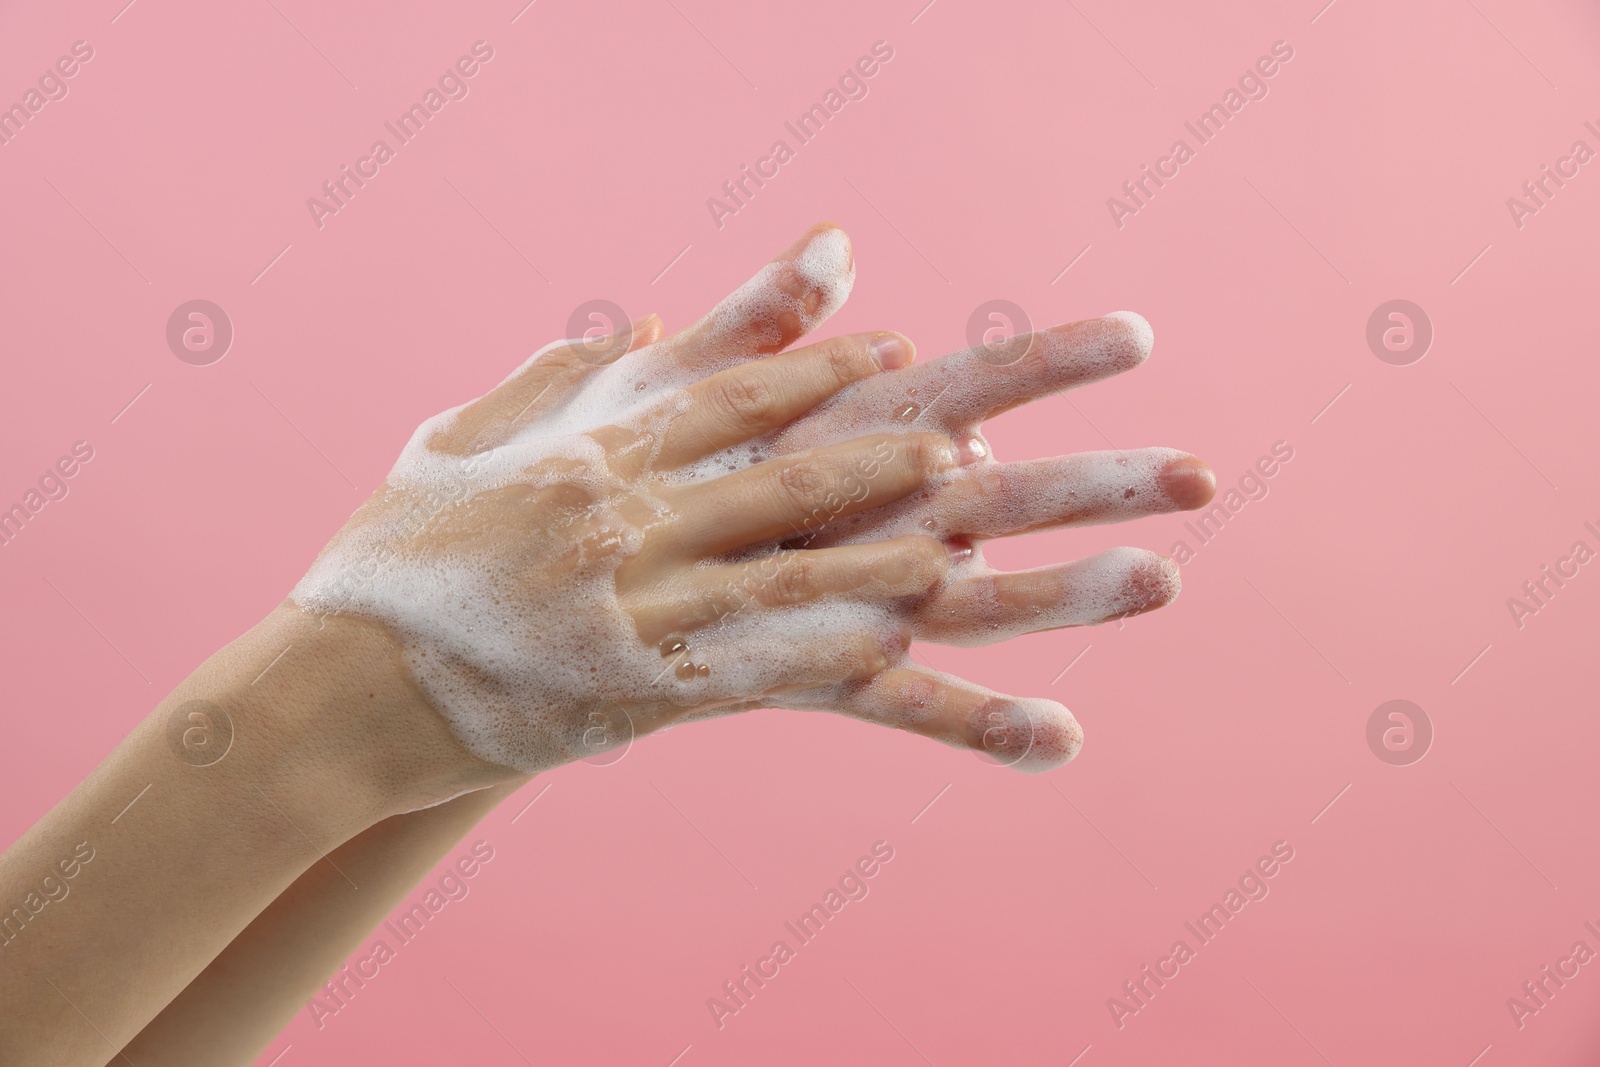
left=0, top=224, right=1214, bottom=1067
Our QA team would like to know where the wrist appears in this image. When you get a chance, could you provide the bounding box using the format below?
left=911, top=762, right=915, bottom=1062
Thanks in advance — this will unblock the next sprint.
left=165, top=603, right=514, bottom=835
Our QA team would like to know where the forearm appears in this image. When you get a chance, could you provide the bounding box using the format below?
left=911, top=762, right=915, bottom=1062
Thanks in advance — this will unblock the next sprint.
left=0, top=604, right=502, bottom=1066
left=116, top=778, right=524, bottom=1067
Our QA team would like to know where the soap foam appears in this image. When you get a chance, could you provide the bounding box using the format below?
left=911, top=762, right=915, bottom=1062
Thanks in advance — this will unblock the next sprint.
left=524, top=226, right=856, bottom=446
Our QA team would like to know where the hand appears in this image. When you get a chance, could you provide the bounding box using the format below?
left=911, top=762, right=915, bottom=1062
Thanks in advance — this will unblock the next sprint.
left=292, top=223, right=1213, bottom=797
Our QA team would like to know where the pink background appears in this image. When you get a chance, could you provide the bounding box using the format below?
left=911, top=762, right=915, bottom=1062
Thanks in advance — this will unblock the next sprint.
left=2, top=0, right=1597, bottom=1063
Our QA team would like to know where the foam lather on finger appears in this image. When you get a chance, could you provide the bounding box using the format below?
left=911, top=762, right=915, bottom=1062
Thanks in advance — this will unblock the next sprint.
left=760, top=311, right=1155, bottom=454
left=915, top=546, right=1183, bottom=647
left=822, top=447, right=1194, bottom=546
left=499, top=227, right=856, bottom=448
left=940, top=308, right=1154, bottom=417
left=694, top=225, right=856, bottom=357
left=684, top=223, right=857, bottom=364
left=1101, top=309, right=1154, bottom=363
left=978, top=697, right=1083, bottom=773
left=786, top=668, right=1083, bottom=773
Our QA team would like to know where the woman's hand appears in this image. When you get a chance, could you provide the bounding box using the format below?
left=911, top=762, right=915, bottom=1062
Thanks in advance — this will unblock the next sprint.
left=293, top=223, right=1213, bottom=798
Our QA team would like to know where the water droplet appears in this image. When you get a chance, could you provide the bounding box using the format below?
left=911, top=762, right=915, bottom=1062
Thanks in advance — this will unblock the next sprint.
left=660, top=638, right=687, bottom=657
left=676, top=660, right=698, bottom=680
left=634, top=381, right=647, bottom=391
left=894, top=402, right=922, bottom=423
left=696, top=663, right=710, bottom=678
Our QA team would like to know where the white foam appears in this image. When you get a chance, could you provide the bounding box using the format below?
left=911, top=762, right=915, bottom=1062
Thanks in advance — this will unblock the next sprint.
left=1102, top=310, right=1154, bottom=362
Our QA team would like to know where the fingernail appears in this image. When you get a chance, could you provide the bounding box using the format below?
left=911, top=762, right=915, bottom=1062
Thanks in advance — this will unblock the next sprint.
left=954, top=434, right=989, bottom=466
left=870, top=334, right=913, bottom=370
left=1158, top=455, right=1216, bottom=510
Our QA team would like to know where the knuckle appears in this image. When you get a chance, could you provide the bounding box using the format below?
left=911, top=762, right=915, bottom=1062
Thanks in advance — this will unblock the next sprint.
left=902, top=433, right=953, bottom=476
left=820, top=340, right=869, bottom=389
left=709, top=373, right=778, bottom=427
left=878, top=536, right=948, bottom=592
left=768, top=557, right=816, bottom=604
left=953, top=463, right=992, bottom=508
left=776, top=460, right=832, bottom=513
left=965, top=465, right=1023, bottom=520
left=871, top=627, right=912, bottom=670
left=541, top=344, right=589, bottom=374
left=966, top=464, right=1006, bottom=503
left=911, top=536, right=951, bottom=584
left=892, top=670, right=940, bottom=711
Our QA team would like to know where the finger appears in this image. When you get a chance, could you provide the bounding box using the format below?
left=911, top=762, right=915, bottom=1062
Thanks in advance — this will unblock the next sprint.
left=430, top=314, right=664, bottom=454
left=922, top=312, right=1153, bottom=429
left=793, top=666, right=1083, bottom=773
left=650, top=331, right=914, bottom=468
left=629, top=535, right=947, bottom=642
left=918, top=449, right=1216, bottom=540
left=661, top=433, right=957, bottom=555
left=660, top=222, right=856, bottom=371
left=915, top=547, right=1181, bottom=646
left=774, top=312, right=1153, bottom=445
